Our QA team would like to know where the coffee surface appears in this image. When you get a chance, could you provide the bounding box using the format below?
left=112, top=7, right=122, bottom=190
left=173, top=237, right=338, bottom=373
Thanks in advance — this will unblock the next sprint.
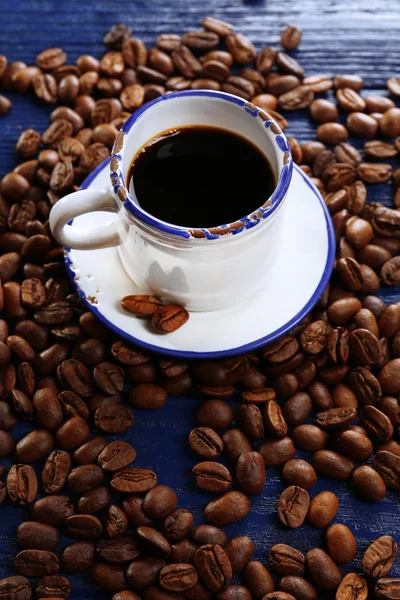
left=128, top=125, right=276, bottom=228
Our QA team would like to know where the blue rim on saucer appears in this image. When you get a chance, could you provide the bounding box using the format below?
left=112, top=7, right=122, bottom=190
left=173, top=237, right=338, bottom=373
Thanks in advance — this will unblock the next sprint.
left=64, top=158, right=335, bottom=359
left=109, top=90, right=293, bottom=240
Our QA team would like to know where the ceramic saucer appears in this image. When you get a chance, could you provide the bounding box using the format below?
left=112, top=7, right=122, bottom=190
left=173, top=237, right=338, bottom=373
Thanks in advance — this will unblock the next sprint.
left=65, top=159, right=335, bottom=358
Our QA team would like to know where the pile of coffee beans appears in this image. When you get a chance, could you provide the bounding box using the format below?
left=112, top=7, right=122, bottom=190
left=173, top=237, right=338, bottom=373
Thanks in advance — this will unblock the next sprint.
left=1, top=15, right=400, bottom=600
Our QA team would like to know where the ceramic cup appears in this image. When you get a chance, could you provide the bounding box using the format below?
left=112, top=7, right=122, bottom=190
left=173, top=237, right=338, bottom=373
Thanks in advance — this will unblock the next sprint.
left=50, top=90, right=293, bottom=311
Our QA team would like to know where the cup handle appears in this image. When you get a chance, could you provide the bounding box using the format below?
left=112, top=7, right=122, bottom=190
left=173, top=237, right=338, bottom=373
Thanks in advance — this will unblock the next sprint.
left=49, top=185, right=123, bottom=250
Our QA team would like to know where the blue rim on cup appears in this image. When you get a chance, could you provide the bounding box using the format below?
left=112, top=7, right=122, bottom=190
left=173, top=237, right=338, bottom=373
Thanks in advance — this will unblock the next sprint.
left=109, top=89, right=293, bottom=240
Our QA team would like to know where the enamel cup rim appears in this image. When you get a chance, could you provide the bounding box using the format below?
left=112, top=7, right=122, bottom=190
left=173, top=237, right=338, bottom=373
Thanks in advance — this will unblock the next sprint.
left=109, top=89, right=293, bottom=241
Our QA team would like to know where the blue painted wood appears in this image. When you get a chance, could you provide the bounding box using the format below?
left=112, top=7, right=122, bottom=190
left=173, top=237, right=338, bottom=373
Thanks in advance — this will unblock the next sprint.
left=1, top=1, right=400, bottom=598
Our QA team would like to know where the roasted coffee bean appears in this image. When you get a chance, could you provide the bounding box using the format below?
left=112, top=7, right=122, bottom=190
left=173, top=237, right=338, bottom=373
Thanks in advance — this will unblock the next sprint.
left=57, top=359, right=93, bottom=397
left=0, top=430, right=14, bottom=457
left=360, top=405, right=393, bottom=442
left=381, top=257, right=400, bottom=287
left=159, top=563, right=198, bottom=592
left=15, top=430, right=54, bottom=463
left=55, top=416, right=90, bottom=450
left=213, top=430, right=249, bottom=464
left=222, top=536, right=254, bottom=576
left=128, top=363, right=157, bottom=384
left=16, top=521, right=59, bottom=551
left=236, top=451, right=266, bottom=495
left=349, top=366, right=382, bottom=405
left=60, top=540, right=95, bottom=573
left=225, top=33, right=255, bottom=64
left=189, top=427, right=223, bottom=459
left=335, top=573, right=368, bottom=600
left=290, top=424, right=328, bottom=458
left=334, top=74, right=364, bottom=90
left=282, top=394, right=312, bottom=425
left=136, top=526, right=171, bottom=558
left=326, top=524, right=357, bottom=564
left=362, top=536, right=398, bottom=578
left=95, top=405, right=134, bottom=433
left=32, top=495, right=74, bottom=526
left=282, top=459, right=317, bottom=490
left=194, top=544, right=232, bottom=592
left=279, top=86, right=313, bottom=110
left=35, top=575, right=70, bottom=599
left=96, top=536, right=140, bottom=565
left=196, top=400, right=233, bottom=430
left=189, top=530, right=226, bottom=558
left=169, top=539, right=198, bottom=566
left=97, top=440, right=136, bottom=472
left=162, top=509, right=193, bottom=543
left=14, top=550, right=59, bottom=577
left=73, top=437, right=107, bottom=465
left=281, top=24, right=302, bottom=49
left=317, top=123, right=349, bottom=145
left=216, top=586, right=251, bottom=600
left=269, top=544, right=304, bottom=575
left=111, top=468, right=157, bottom=493
left=278, top=576, right=317, bottom=600
left=380, top=107, right=400, bottom=136
left=307, top=491, right=339, bottom=528
left=91, top=563, right=127, bottom=593
left=267, top=72, right=300, bottom=95
left=244, top=562, right=274, bottom=598
left=141, top=485, right=178, bottom=520
left=77, top=485, right=111, bottom=514
left=0, top=400, right=17, bottom=430
left=373, top=451, right=400, bottom=490
left=33, top=388, right=63, bottom=431
left=312, top=449, right=354, bottom=481
left=6, top=335, right=35, bottom=362
left=358, top=162, right=393, bottom=183
left=72, top=339, right=105, bottom=367
left=259, top=437, right=296, bottom=466
left=310, top=99, right=338, bottom=123
left=126, top=557, right=166, bottom=591
left=65, top=514, right=102, bottom=540
left=152, top=304, right=189, bottom=333
left=0, top=576, right=32, bottom=600
left=128, top=383, right=167, bottom=410
left=379, top=396, right=400, bottom=427
left=93, top=362, right=124, bottom=395
left=101, top=504, right=128, bottom=539
left=278, top=486, right=310, bottom=528
left=11, top=390, right=33, bottom=419
left=263, top=400, right=288, bottom=437
left=237, top=404, right=265, bottom=441
left=332, top=429, right=373, bottom=462
left=375, top=578, right=400, bottom=599
left=308, top=381, right=333, bottom=409
left=41, top=450, right=71, bottom=494
left=315, top=407, right=357, bottom=430
left=193, top=462, right=232, bottom=493
left=204, top=491, right=250, bottom=526
left=58, top=389, right=89, bottom=421
left=306, top=548, right=342, bottom=591
left=67, top=464, right=104, bottom=495
left=7, top=464, right=37, bottom=505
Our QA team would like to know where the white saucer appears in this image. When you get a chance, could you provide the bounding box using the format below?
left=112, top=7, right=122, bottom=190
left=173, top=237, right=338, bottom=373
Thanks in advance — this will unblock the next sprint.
left=65, top=159, right=335, bottom=358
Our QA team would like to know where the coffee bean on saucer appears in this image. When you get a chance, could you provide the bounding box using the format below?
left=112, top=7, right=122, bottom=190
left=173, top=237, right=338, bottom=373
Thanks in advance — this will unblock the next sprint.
left=152, top=304, right=189, bottom=333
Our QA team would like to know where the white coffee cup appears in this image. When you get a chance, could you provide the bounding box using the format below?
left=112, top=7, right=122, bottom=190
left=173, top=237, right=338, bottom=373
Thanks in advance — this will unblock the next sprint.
left=50, top=90, right=293, bottom=312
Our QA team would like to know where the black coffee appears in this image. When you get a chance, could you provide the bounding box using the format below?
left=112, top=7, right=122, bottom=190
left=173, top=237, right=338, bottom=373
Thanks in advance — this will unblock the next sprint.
left=127, top=125, right=276, bottom=228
